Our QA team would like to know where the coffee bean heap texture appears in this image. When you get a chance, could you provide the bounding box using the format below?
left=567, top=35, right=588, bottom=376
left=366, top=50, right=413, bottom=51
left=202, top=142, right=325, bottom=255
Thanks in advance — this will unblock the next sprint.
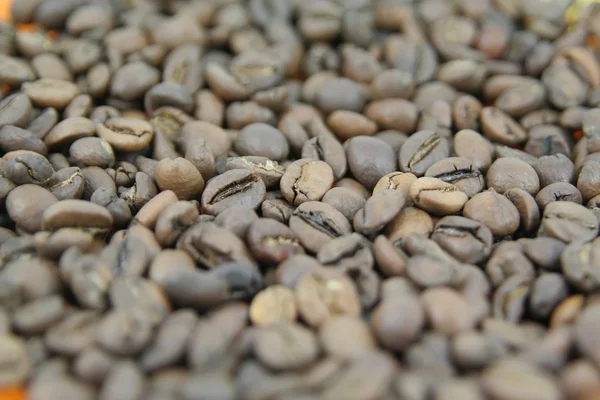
left=2, top=0, right=600, bottom=399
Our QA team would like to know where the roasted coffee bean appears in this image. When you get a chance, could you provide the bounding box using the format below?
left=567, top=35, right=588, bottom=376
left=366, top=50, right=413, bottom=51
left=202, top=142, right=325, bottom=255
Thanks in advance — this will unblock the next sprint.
left=295, top=268, right=361, bottom=328
left=97, top=117, right=154, bottom=152
left=2, top=1, right=600, bottom=396
left=353, top=189, right=405, bottom=236
left=321, top=187, right=365, bottom=221
left=201, top=169, right=266, bottom=215
left=487, top=157, right=540, bottom=196
left=535, top=182, right=583, bottom=210
left=464, top=190, right=521, bottom=236
left=280, top=159, right=333, bottom=206
left=155, top=158, right=205, bottom=202
left=246, top=218, right=304, bottom=265
left=431, top=216, right=493, bottom=265
left=234, top=123, right=290, bottom=161
left=289, top=201, right=352, bottom=254
left=6, top=184, right=58, bottom=233
left=561, top=238, right=600, bottom=293
left=346, top=136, right=396, bottom=190
left=539, top=202, right=599, bottom=243
left=409, top=177, right=469, bottom=216
left=425, top=157, right=484, bottom=198
left=4, top=150, right=54, bottom=186
left=399, top=130, right=451, bottom=177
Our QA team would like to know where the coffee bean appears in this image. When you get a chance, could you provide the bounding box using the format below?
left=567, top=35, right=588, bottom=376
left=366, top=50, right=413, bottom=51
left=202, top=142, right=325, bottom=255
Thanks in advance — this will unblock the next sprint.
left=346, top=136, right=396, bottom=190
left=97, top=117, right=154, bottom=152
left=4, top=150, right=55, bottom=185
left=155, top=158, right=205, bottom=202
left=253, top=321, right=319, bottom=370
left=422, top=287, right=476, bottom=336
left=539, top=201, right=598, bottom=243
left=44, top=116, right=96, bottom=149
left=139, top=309, right=197, bottom=372
left=42, top=199, right=113, bottom=231
left=69, top=137, right=115, bottom=168
left=249, top=285, right=297, bottom=327
left=289, top=201, right=352, bottom=253
left=481, top=107, right=528, bottom=146
left=561, top=238, right=600, bottom=292
left=23, top=78, right=81, bottom=109
left=201, top=169, right=266, bottom=215
left=0, top=334, right=31, bottom=387
left=409, top=177, right=468, bottom=216
left=234, top=123, right=289, bottom=161
left=6, top=184, right=58, bottom=233
left=399, top=130, right=451, bottom=177
left=321, top=187, right=366, bottom=221
left=280, top=159, right=333, bottom=206
left=353, top=189, right=405, bottom=236
left=463, top=190, right=521, bottom=236
left=425, top=157, right=485, bottom=198
left=487, top=157, right=541, bottom=195
left=295, top=268, right=361, bottom=328
left=431, top=216, right=493, bottom=265
left=371, top=295, right=424, bottom=351
left=0, top=125, right=47, bottom=155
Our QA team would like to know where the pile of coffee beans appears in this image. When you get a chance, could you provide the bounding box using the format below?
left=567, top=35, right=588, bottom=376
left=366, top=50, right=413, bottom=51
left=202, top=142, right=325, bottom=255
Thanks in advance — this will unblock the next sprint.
left=1, top=0, right=600, bottom=398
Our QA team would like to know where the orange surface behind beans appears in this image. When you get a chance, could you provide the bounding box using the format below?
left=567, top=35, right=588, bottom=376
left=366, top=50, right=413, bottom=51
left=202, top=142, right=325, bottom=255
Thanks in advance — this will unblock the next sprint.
left=0, top=387, right=27, bottom=400
left=0, top=0, right=10, bottom=22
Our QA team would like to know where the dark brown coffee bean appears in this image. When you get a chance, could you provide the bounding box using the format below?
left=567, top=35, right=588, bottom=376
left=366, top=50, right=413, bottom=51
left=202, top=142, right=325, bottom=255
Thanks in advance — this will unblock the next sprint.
left=12, top=295, right=66, bottom=335
left=44, top=116, right=96, bottom=150
left=41, top=199, right=113, bottom=232
left=289, top=201, right=352, bottom=254
left=353, top=189, right=405, bottom=236
left=301, top=129, right=347, bottom=181
left=155, top=158, right=205, bottom=202
left=487, top=157, right=541, bottom=196
left=69, top=137, right=115, bottom=168
left=0, top=93, right=33, bottom=129
left=247, top=218, right=304, bottom=265
left=6, top=184, right=58, bottom=233
left=529, top=273, right=569, bottom=320
left=371, top=295, right=424, bottom=351
left=201, top=169, right=266, bottom=215
left=399, top=130, right=451, bottom=177
left=431, top=216, right=493, bottom=265
left=481, top=107, right=528, bottom=146
left=346, top=136, right=396, bottom=190
left=464, top=190, right=521, bottom=236
left=97, top=117, right=154, bottom=152
left=3, top=150, right=54, bottom=185
left=522, top=237, right=565, bottom=271
left=504, top=187, right=541, bottom=234
left=535, top=182, right=583, bottom=210
left=140, top=309, right=197, bottom=372
left=95, top=309, right=153, bottom=356
left=539, top=201, right=598, bottom=243
left=0, top=125, right=47, bottom=155
left=561, top=238, right=600, bottom=293
left=425, top=157, right=484, bottom=198
left=45, top=311, right=101, bottom=357
left=321, top=187, right=366, bottom=221
left=234, top=123, right=289, bottom=161
left=317, top=233, right=374, bottom=272
left=177, top=222, right=256, bottom=269
left=409, top=177, right=469, bottom=216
